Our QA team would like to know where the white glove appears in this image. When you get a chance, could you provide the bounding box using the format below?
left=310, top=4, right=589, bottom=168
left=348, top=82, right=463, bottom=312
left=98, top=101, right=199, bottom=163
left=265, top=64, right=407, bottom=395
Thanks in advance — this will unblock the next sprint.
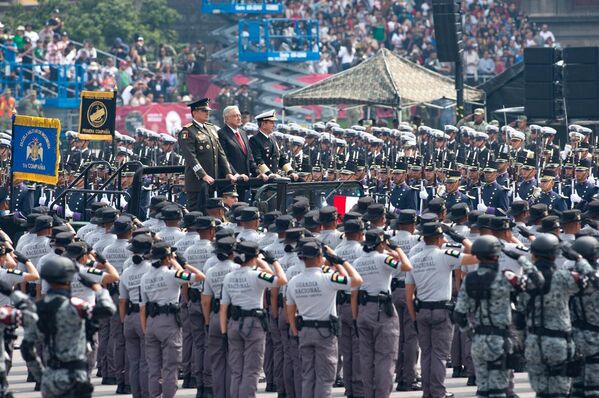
left=571, top=192, right=583, bottom=204
left=532, top=187, right=541, bottom=199
left=436, top=185, right=446, bottom=196
left=100, top=194, right=110, bottom=204
left=419, top=188, right=429, bottom=200
left=589, top=175, right=596, bottom=186
left=477, top=203, right=488, bottom=212
left=38, top=191, right=46, bottom=205
left=65, top=204, right=73, bottom=219
left=514, top=194, right=524, bottom=202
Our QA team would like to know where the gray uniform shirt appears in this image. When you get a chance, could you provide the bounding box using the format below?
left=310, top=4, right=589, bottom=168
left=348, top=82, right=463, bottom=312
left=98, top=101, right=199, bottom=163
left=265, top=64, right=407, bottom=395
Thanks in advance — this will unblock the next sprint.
left=221, top=266, right=279, bottom=310
left=174, top=232, right=200, bottom=253
left=236, top=228, right=264, bottom=246
left=140, top=265, right=196, bottom=305
left=102, top=239, right=130, bottom=274
left=119, top=260, right=152, bottom=305
left=287, top=267, right=352, bottom=320
left=203, top=259, right=239, bottom=299
left=21, top=235, right=52, bottom=282
left=263, top=240, right=286, bottom=261
left=261, top=232, right=279, bottom=248
left=76, top=223, right=99, bottom=241
left=335, top=240, right=364, bottom=263
left=0, top=268, right=26, bottom=305
left=406, top=245, right=462, bottom=302
left=353, top=251, right=402, bottom=295
left=157, top=227, right=186, bottom=247
left=185, top=239, right=214, bottom=290
left=93, top=234, right=117, bottom=258
left=71, top=264, right=106, bottom=304
left=15, top=232, right=34, bottom=252
left=318, top=229, right=343, bottom=249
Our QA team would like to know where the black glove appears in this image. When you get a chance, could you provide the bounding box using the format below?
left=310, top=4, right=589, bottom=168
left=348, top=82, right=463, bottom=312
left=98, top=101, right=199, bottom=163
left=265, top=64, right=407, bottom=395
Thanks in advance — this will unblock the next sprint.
left=221, top=333, right=228, bottom=351
left=502, top=247, right=522, bottom=260
left=94, top=252, right=107, bottom=265
left=323, top=250, right=345, bottom=266
left=260, top=249, right=276, bottom=265
left=13, top=251, right=29, bottom=264
left=387, top=241, right=399, bottom=250
left=441, top=224, right=465, bottom=243
left=0, top=280, right=12, bottom=297
left=78, top=273, right=96, bottom=289
left=175, top=252, right=187, bottom=266
left=517, top=225, right=534, bottom=238
left=561, top=242, right=581, bottom=262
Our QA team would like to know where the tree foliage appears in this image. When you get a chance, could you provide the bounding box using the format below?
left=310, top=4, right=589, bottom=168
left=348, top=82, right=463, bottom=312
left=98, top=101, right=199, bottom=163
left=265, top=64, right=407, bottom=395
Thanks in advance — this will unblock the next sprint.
left=3, top=0, right=180, bottom=51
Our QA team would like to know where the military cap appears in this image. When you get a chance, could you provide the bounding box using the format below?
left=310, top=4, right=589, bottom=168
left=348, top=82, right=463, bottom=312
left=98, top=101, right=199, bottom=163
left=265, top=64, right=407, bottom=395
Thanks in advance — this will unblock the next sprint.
left=474, top=108, right=485, bottom=116
left=340, top=219, right=365, bottom=233
left=54, top=231, right=75, bottom=246
left=318, top=206, right=338, bottom=224
left=448, top=203, right=470, bottom=222
left=187, top=97, right=212, bottom=111
left=483, top=160, right=498, bottom=172
left=206, top=198, right=225, bottom=210
left=538, top=216, right=561, bottom=233
left=214, top=237, right=236, bottom=255
left=428, top=198, right=446, bottom=214
left=486, top=124, right=499, bottom=134
left=444, top=125, right=458, bottom=133
left=127, top=234, right=153, bottom=254
left=271, top=215, right=296, bottom=233
left=396, top=209, right=418, bottom=224
left=528, top=204, right=549, bottom=223
left=474, top=131, right=489, bottom=140
left=161, top=134, right=177, bottom=144
left=222, top=190, right=239, bottom=198
left=261, top=210, right=282, bottom=229
left=41, top=257, right=78, bottom=284
left=540, top=168, right=557, bottom=181
left=474, top=214, right=493, bottom=230
left=302, top=210, right=320, bottom=229
left=363, top=204, right=385, bottom=221
left=364, top=228, right=387, bottom=248
left=576, top=158, right=592, bottom=170
left=572, top=236, right=599, bottom=262
left=157, top=205, right=182, bottom=221
left=298, top=241, right=322, bottom=258
left=291, top=201, right=310, bottom=218
left=419, top=222, right=444, bottom=237
left=65, top=241, right=92, bottom=260
left=215, top=228, right=235, bottom=240
left=255, top=109, right=277, bottom=122
left=235, top=241, right=260, bottom=257
left=180, top=211, right=203, bottom=229
left=584, top=200, right=599, bottom=218
left=243, top=122, right=258, bottom=133
left=236, top=207, right=260, bottom=222
left=467, top=210, right=483, bottom=227
left=110, top=216, right=133, bottom=235
left=489, top=216, right=512, bottom=231
left=150, top=195, right=168, bottom=209
left=148, top=241, right=176, bottom=260
left=560, top=209, right=581, bottom=224
left=508, top=200, right=529, bottom=216
left=194, top=216, right=217, bottom=230
left=342, top=212, right=362, bottom=222
left=541, top=126, right=556, bottom=136
left=51, top=225, right=70, bottom=239
left=510, top=130, right=525, bottom=141
left=132, top=227, right=151, bottom=237
left=284, top=227, right=305, bottom=243
left=418, top=213, right=439, bottom=226
left=312, top=122, right=325, bottom=131
left=32, top=215, right=53, bottom=233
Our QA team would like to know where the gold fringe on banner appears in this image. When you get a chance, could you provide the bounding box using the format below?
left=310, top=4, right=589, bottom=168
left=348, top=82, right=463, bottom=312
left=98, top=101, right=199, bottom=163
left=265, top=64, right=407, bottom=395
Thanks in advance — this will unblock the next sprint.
left=80, top=90, right=115, bottom=99
left=78, top=133, right=113, bottom=140
left=11, top=115, right=61, bottom=186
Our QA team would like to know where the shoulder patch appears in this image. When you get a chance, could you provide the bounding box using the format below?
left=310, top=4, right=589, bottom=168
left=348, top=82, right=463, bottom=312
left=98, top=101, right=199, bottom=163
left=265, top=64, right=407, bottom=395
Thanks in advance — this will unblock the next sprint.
left=516, top=245, right=529, bottom=252
left=175, top=270, right=192, bottom=281
left=321, top=265, right=331, bottom=273
left=258, top=272, right=275, bottom=283
left=87, top=267, right=103, bottom=276
left=179, top=129, right=189, bottom=140
left=330, top=272, right=348, bottom=285
left=384, top=255, right=400, bottom=269
left=445, top=249, right=461, bottom=258
left=6, top=269, right=23, bottom=275
left=445, top=243, right=462, bottom=248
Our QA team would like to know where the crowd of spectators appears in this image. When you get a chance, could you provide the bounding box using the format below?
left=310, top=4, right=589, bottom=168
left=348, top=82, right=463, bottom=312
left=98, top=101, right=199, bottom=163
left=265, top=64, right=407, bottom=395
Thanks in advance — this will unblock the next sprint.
left=292, top=0, right=557, bottom=85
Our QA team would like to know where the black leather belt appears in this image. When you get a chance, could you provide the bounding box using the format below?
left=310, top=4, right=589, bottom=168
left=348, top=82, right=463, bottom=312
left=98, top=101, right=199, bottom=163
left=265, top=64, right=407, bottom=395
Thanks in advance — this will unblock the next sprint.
left=528, top=327, right=570, bottom=339
left=474, top=325, right=509, bottom=337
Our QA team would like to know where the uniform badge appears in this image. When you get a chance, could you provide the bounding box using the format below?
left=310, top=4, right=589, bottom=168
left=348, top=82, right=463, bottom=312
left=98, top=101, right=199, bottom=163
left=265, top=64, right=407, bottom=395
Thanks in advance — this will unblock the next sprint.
left=321, top=265, right=331, bottom=273
left=87, top=268, right=103, bottom=275
left=384, top=255, right=400, bottom=269
left=258, top=272, right=275, bottom=283
left=445, top=249, right=460, bottom=258
left=516, top=245, right=529, bottom=252
left=6, top=269, right=22, bottom=275
left=446, top=243, right=462, bottom=248
left=175, top=270, right=192, bottom=281
left=331, top=272, right=348, bottom=285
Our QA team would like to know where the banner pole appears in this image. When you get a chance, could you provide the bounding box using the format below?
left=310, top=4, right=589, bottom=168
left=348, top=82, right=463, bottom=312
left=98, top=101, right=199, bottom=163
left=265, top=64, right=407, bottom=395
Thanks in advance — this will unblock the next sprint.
left=8, top=116, right=14, bottom=213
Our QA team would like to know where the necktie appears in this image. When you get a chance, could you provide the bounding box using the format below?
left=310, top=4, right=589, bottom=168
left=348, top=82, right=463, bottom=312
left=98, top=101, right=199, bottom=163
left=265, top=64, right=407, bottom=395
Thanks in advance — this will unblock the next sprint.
left=234, top=130, right=246, bottom=155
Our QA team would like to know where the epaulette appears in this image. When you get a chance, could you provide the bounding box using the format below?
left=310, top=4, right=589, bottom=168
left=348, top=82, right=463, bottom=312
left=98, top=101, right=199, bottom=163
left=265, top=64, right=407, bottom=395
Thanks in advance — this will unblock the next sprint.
left=446, top=243, right=462, bottom=248
left=515, top=245, right=529, bottom=252
left=183, top=123, right=193, bottom=128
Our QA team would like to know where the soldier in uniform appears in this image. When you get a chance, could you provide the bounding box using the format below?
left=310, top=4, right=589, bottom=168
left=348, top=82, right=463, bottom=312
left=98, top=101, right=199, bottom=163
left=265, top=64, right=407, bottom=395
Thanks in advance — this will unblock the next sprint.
left=568, top=159, right=598, bottom=212
left=159, top=134, right=183, bottom=166
left=248, top=110, right=298, bottom=181
left=457, top=108, right=488, bottom=133
left=353, top=229, right=413, bottom=398
left=177, top=98, right=236, bottom=213
left=36, top=256, right=117, bottom=398
left=317, top=206, right=342, bottom=249
left=512, top=234, right=589, bottom=397
left=390, top=161, right=418, bottom=211
left=444, top=170, right=470, bottom=210
left=140, top=241, right=204, bottom=398
left=286, top=241, right=362, bottom=398
left=406, top=223, right=478, bottom=398
left=118, top=234, right=152, bottom=398
left=517, top=156, right=537, bottom=201
left=532, top=169, right=566, bottom=212
left=479, top=160, right=510, bottom=214
left=219, top=241, right=287, bottom=398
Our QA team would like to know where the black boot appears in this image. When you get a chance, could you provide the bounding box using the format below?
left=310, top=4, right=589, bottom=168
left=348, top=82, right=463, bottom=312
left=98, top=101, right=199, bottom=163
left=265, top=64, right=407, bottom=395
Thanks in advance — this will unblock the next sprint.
left=333, top=376, right=345, bottom=388
left=203, top=386, right=214, bottom=398
left=102, top=376, right=118, bottom=385
left=26, top=371, right=34, bottom=382
left=265, top=383, right=277, bottom=392
left=467, top=376, right=476, bottom=386
left=182, top=374, right=193, bottom=388
left=195, top=386, right=204, bottom=398
left=452, top=366, right=463, bottom=378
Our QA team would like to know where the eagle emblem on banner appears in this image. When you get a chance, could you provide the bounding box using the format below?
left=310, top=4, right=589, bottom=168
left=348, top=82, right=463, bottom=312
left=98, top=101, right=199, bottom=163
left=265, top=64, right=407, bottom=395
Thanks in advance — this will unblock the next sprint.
left=26, top=137, right=43, bottom=162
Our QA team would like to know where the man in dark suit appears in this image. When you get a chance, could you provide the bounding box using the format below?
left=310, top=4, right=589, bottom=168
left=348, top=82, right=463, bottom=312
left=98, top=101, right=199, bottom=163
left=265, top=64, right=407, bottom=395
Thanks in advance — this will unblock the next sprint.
left=178, top=98, right=236, bottom=212
left=248, top=110, right=298, bottom=180
left=218, top=105, right=267, bottom=200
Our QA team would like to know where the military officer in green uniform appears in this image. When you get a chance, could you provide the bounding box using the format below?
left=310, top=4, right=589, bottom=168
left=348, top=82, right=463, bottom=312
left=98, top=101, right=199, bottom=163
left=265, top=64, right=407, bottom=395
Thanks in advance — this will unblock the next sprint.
left=178, top=98, right=236, bottom=212
left=457, top=108, right=488, bottom=133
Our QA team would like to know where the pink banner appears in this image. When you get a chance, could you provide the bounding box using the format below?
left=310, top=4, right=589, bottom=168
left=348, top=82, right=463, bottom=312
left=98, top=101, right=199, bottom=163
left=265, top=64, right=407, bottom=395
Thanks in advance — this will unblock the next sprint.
left=115, top=103, right=193, bottom=136
left=186, top=74, right=220, bottom=103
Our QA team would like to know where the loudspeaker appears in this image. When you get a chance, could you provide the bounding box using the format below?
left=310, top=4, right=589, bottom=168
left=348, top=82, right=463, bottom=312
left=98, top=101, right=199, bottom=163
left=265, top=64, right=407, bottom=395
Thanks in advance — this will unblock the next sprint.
left=431, top=0, right=460, bottom=14
left=525, top=82, right=557, bottom=100
left=524, top=65, right=556, bottom=82
left=525, top=99, right=557, bottom=118
left=563, top=64, right=599, bottom=81
left=566, top=99, right=599, bottom=118
left=564, top=81, right=599, bottom=99
left=563, top=47, right=599, bottom=64
left=524, top=47, right=558, bottom=65
left=432, top=0, right=462, bottom=63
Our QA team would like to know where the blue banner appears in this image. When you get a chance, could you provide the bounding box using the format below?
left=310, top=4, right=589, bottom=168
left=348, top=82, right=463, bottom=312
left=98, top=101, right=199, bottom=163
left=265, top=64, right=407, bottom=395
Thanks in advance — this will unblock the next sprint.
left=11, top=115, right=61, bottom=185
